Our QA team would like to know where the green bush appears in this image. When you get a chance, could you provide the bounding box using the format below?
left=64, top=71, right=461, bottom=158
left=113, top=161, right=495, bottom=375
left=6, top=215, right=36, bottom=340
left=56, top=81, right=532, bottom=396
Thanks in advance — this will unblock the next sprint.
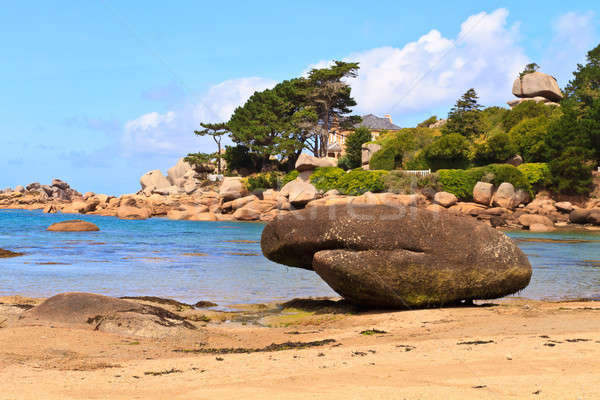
left=501, top=101, right=556, bottom=131
left=310, top=167, right=345, bottom=192
left=246, top=172, right=281, bottom=191
left=423, top=133, right=471, bottom=171
left=402, top=150, right=430, bottom=170
left=417, top=115, right=438, bottom=128
left=437, top=169, right=482, bottom=200
left=337, top=155, right=352, bottom=171
left=508, top=116, right=551, bottom=162
left=369, top=146, right=396, bottom=170
left=472, top=132, right=518, bottom=165
left=369, top=128, right=438, bottom=171
left=549, top=147, right=594, bottom=194
left=337, top=169, right=387, bottom=196
left=344, top=127, right=372, bottom=169
left=281, top=170, right=299, bottom=186
left=383, top=171, right=440, bottom=194
left=438, top=164, right=530, bottom=200
left=517, top=163, right=551, bottom=191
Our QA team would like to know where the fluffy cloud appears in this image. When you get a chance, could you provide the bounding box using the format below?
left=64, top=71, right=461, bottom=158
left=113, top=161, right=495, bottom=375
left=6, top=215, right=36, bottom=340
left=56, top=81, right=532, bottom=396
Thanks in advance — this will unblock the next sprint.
left=339, top=9, right=528, bottom=116
left=122, top=77, right=275, bottom=157
left=543, top=11, right=598, bottom=87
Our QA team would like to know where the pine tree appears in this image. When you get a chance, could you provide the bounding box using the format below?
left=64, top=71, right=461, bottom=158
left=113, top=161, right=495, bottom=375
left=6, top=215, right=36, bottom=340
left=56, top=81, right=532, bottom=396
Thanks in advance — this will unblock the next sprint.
left=442, top=88, right=484, bottom=138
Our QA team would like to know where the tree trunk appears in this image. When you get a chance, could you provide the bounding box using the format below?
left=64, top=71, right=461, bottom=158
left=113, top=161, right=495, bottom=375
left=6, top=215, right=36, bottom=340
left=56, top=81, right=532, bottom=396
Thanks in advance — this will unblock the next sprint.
left=215, top=137, right=222, bottom=174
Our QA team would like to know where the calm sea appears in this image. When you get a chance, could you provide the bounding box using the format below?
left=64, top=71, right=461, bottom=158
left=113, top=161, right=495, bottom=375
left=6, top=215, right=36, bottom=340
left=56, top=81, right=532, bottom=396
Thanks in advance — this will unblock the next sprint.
left=0, top=210, right=598, bottom=306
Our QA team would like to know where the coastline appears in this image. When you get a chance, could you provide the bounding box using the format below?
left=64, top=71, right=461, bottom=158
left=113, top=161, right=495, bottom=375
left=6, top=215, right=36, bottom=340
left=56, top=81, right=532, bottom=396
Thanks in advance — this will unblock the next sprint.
left=1, top=294, right=599, bottom=399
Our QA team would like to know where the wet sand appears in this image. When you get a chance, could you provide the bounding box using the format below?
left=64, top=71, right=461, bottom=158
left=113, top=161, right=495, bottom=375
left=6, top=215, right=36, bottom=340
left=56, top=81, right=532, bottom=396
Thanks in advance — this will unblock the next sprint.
left=0, top=295, right=599, bottom=399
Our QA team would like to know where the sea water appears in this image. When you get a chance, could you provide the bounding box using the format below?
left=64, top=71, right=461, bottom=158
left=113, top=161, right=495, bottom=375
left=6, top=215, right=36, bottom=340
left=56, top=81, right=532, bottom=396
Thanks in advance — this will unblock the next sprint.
left=0, top=210, right=598, bottom=305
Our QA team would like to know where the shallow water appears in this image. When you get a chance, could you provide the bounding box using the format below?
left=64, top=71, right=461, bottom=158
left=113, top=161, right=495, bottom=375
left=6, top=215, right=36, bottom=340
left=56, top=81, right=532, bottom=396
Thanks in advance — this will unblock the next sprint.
left=0, top=210, right=598, bottom=305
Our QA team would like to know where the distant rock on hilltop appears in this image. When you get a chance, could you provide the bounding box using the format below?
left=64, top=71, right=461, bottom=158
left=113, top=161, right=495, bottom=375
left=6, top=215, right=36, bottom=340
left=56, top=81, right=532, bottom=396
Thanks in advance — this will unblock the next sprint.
left=508, top=71, right=563, bottom=108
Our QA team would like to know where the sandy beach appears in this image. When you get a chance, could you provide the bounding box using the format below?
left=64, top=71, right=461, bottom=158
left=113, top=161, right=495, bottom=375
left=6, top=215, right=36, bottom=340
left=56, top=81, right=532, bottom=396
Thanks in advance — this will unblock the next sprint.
left=1, top=295, right=599, bottom=399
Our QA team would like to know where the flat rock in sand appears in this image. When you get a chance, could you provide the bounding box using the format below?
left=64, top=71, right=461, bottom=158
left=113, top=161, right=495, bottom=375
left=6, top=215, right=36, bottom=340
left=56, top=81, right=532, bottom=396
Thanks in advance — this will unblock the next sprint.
left=22, top=292, right=196, bottom=338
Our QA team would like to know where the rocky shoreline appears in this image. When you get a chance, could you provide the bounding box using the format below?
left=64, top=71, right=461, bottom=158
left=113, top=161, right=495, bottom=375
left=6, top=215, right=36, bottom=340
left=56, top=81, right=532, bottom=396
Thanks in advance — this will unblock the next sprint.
left=1, top=156, right=599, bottom=231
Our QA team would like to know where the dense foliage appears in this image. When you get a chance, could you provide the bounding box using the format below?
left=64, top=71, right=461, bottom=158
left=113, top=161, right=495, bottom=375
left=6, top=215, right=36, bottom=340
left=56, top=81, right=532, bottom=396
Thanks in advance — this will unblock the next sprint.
left=369, top=128, right=438, bottom=170
left=337, top=169, right=387, bottom=196
left=310, top=167, right=346, bottom=192
left=423, top=133, right=471, bottom=170
left=281, top=170, right=299, bottom=186
left=383, top=171, right=441, bottom=194
left=246, top=172, right=282, bottom=192
left=441, top=89, right=484, bottom=138
left=343, top=127, right=372, bottom=169
left=438, top=164, right=531, bottom=200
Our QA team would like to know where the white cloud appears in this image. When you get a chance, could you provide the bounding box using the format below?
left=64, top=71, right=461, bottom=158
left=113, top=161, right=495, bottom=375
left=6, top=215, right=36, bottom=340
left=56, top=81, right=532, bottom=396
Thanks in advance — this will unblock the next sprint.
left=122, top=77, right=275, bottom=157
left=317, top=9, right=528, bottom=117
left=542, top=11, right=598, bottom=87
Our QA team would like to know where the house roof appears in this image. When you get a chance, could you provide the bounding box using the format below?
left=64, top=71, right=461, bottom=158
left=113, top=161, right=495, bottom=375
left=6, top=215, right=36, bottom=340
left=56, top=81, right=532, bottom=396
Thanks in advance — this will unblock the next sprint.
left=355, top=114, right=401, bottom=130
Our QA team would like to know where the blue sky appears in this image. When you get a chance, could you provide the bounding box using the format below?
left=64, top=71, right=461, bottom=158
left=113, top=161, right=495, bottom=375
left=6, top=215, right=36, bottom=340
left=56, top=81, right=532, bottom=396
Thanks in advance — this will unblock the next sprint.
left=1, top=1, right=598, bottom=195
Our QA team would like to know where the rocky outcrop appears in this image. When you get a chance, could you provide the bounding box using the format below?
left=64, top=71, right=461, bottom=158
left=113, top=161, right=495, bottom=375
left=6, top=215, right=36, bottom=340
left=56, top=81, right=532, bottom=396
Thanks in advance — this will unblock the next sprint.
left=262, top=205, right=532, bottom=308
left=47, top=220, right=100, bottom=232
left=294, top=154, right=337, bottom=172
left=512, top=72, right=563, bottom=102
left=570, top=208, right=600, bottom=225
left=219, top=177, right=245, bottom=201
left=280, top=171, right=317, bottom=206
left=23, top=292, right=196, bottom=338
left=140, top=170, right=171, bottom=194
left=508, top=71, right=563, bottom=108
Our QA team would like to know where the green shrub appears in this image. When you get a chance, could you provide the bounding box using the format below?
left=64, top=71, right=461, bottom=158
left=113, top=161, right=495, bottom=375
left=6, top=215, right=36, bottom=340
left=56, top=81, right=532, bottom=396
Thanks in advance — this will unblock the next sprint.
left=402, top=150, right=430, bottom=170
left=472, top=132, right=518, bottom=165
left=417, top=115, right=438, bottom=128
left=423, top=133, right=471, bottom=171
left=549, top=147, right=594, bottom=194
left=281, top=170, right=299, bottom=186
left=383, top=171, right=440, bottom=194
left=310, top=167, right=345, bottom=192
left=517, top=163, right=551, bottom=191
left=486, top=164, right=530, bottom=191
left=501, top=101, right=556, bottom=131
left=438, top=164, right=530, bottom=200
left=369, top=128, right=438, bottom=171
left=246, top=172, right=281, bottom=191
left=337, top=169, right=387, bottom=196
left=508, top=116, right=552, bottom=162
left=437, top=169, right=482, bottom=200
left=337, top=155, right=352, bottom=171
left=344, top=127, right=372, bottom=169
left=369, top=146, right=396, bottom=170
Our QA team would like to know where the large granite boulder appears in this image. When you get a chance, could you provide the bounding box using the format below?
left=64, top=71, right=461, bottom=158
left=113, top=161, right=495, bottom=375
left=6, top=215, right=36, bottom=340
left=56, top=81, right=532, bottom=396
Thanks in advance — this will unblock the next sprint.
left=262, top=205, right=532, bottom=308
left=512, top=72, right=563, bottom=102
left=140, top=170, right=171, bottom=193
left=23, top=293, right=196, bottom=338
left=219, top=177, right=244, bottom=201
left=47, top=220, right=100, bottom=232
left=295, top=154, right=337, bottom=172
left=473, top=182, right=494, bottom=205
left=280, top=171, right=317, bottom=206
left=492, top=182, right=517, bottom=209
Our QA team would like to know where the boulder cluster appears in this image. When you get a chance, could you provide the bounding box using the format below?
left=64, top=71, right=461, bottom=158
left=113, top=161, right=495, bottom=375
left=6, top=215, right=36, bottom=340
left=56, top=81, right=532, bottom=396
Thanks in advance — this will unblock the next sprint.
left=507, top=71, right=563, bottom=108
left=262, top=205, right=533, bottom=308
left=1, top=157, right=599, bottom=229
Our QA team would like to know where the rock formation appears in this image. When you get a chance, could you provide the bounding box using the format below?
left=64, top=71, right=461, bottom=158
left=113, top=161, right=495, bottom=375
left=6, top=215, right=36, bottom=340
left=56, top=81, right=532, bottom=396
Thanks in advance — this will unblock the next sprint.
left=507, top=71, right=563, bottom=108
left=261, top=204, right=532, bottom=308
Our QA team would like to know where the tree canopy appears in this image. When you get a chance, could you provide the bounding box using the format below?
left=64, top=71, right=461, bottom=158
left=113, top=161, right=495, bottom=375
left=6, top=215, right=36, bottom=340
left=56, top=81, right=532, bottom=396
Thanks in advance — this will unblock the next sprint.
left=442, top=88, right=484, bottom=138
